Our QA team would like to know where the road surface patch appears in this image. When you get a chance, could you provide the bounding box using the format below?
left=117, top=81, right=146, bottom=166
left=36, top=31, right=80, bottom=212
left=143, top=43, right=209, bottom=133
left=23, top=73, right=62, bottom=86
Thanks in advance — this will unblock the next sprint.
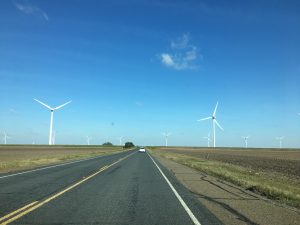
left=147, top=152, right=202, bottom=225
left=0, top=151, right=135, bottom=225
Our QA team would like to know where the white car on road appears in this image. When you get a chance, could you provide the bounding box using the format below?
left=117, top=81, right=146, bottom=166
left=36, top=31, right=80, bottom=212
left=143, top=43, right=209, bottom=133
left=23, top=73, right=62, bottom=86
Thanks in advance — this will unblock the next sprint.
left=139, top=148, right=146, bottom=153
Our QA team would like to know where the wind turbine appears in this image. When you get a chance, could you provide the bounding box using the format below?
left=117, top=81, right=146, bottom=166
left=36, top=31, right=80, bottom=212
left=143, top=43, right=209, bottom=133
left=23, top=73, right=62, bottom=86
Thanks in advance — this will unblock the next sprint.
left=86, top=136, right=92, bottom=145
left=3, top=132, right=11, bottom=144
left=242, top=136, right=250, bottom=148
left=276, top=136, right=284, bottom=148
left=198, top=102, right=223, bottom=148
left=119, top=136, right=124, bottom=146
left=203, top=132, right=211, bottom=147
left=34, top=99, right=71, bottom=145
left=163, top=132, right=171, bottom=147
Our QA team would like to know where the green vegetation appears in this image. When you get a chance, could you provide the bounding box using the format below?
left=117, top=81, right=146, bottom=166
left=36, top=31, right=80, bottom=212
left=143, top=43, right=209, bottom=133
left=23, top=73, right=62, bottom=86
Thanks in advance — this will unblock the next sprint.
left=102, top=142, right=114, bottom=147
left=124, top=142, right=135, bottom=148
left=151, top=150, right=300, bottom=208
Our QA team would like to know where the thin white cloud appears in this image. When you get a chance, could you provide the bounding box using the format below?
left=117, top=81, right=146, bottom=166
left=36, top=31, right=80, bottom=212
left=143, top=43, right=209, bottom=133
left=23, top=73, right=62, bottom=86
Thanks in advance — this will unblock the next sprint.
left=161, top=53, right=175, bottom=67
left=160, top=33, right=201, bottom=70
left=13, top=0, right=49, bottom=21
left=171, top=33, right=190, bottom=49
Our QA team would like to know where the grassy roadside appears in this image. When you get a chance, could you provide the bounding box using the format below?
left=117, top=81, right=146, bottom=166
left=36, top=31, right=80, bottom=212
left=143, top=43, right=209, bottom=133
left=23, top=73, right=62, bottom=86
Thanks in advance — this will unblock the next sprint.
left=0, top=147, right=130, bottom=173
left=150, top=150, right=300, bottom=208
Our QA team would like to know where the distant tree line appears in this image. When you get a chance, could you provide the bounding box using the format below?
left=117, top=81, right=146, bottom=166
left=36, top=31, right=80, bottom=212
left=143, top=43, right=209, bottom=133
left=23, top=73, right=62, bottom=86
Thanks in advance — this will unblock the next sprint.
left=102, top=142, right=113, bottom=146
left=124, top=142, right=134, bottom=148
left=101, top=141, right=134, bottom=149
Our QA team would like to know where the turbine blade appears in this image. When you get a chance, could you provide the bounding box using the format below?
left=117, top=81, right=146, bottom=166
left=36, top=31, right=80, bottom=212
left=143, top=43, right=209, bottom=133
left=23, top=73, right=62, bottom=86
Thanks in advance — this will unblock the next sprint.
left=213, top=101, right=219, bottom=116
left=34, top=99, right=53, bottom=110
left=197, top=117, right=211, bottom=121
left=215, top=119, right=224, bottom=130
left=54, top=100, right=72, bottom=110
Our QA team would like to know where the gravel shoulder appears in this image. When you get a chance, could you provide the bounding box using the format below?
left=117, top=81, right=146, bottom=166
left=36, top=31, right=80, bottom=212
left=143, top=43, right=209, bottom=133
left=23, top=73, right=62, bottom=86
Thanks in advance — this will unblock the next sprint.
left=152, top=153, right=300, bottom=225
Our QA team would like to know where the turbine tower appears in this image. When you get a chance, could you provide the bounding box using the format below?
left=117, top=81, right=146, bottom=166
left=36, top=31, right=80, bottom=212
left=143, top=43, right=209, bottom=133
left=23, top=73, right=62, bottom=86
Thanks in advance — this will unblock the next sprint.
left=198, top=102, right=223, bottom=148
left=3, top=132, right=11, bottom=145
left=52, top=130, right=56, bottom=145
left=34, top=99, right=71, bottom=145
left=86, top=136, right=92, bottom=145
left=203, top=132, right=211, bottom=147
left=276, top=136, right=284, bottom=148
left=163, top=132, right=171, bottom=147
left=242, top=136, right=250, bottom=148
left=119, top=136, right=124, bottom=146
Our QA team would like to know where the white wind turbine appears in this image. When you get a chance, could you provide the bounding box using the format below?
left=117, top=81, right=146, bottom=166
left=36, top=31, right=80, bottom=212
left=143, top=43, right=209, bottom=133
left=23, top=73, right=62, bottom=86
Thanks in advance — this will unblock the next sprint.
left=203, top=132, right=211, bottom=147
left=163, top=132, right=171, bottom=147
left=34, top=99, right=71, bottom=145
left=276, top=136, right=284, bottom=148
left=119, top=136, right=124, bottom=146
left=198, top=102, right=223, bottom=148
left=242, top=136, right=250, bottom=148
left=86, top=136, right=92, bottom=145
left=3, top=132, right=11, bottom=145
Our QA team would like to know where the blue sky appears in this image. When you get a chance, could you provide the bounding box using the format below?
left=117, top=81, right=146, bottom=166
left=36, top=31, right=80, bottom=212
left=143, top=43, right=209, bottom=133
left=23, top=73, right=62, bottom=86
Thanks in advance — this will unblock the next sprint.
left=0, top=0, right=300, bottom=147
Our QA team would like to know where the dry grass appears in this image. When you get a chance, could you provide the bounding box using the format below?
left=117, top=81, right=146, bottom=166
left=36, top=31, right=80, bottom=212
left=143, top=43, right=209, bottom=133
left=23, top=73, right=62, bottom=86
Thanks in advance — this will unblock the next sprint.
left=0, top=145, right=125, bottom=173
left=150, top=148, right=300, bottom=208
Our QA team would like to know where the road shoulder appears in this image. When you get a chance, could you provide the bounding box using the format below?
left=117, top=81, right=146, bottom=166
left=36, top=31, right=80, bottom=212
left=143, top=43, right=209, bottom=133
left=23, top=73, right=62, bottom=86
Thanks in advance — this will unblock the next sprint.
left=152, top=154, right=300, bottom=225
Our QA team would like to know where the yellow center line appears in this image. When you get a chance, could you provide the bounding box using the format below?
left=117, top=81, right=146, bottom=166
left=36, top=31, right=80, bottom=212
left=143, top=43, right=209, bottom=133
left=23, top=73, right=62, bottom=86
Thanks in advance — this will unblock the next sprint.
left=0, top=151, right=135, bottom=225
left=0, top=201, right=38, bottom=223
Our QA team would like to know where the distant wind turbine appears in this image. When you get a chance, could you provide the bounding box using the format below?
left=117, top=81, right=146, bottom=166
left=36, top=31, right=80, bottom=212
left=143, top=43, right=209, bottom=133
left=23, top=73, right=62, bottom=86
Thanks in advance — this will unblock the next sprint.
left=86, top=136, right=92, bottom=145
left=34, top=99, right=71, bottom=145
left=3, top=132, right=11, bottom=145
left=242, top=136, right=250, bottom=148
left=119, top=136, right=124, bottom=146
left=198, top=102, right=223, bottom=148
left=276, top=136, right=284, bottom=148
left=203, top=132, right=211, bottom=147
left=163, top=132, right=171, bottom=147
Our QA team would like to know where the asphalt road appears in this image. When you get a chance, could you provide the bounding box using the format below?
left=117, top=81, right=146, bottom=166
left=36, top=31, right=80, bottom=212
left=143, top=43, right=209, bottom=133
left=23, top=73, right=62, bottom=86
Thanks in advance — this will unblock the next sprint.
left=0, top=150, right=221, bottom=225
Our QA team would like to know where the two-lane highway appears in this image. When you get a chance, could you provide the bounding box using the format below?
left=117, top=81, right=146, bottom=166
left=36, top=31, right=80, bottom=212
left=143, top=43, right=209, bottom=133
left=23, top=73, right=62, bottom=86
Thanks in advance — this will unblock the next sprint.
left=0, top=150, right=221, bottom=225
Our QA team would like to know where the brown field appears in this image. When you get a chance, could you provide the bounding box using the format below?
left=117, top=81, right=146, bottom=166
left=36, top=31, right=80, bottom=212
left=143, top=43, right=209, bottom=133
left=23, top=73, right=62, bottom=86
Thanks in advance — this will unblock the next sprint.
left=0, top=145, right=124, bottom=173
left=150, top=147, right=300, bottom=207
left=155, top=147, right=300, bottom=180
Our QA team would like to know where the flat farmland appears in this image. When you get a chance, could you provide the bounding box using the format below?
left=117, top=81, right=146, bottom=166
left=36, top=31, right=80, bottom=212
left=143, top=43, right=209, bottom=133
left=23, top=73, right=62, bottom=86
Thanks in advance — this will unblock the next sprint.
left=0, top=145, right=124, bottom=173
left=151, top=147, right=300, bottom=207
left=156, top=147, right=300, bottom=179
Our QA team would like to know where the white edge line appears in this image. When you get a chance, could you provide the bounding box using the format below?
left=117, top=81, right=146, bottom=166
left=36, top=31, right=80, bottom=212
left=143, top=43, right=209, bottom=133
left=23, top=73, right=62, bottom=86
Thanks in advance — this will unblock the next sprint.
left=0, top=152, right=124, bottom=179
left=147, top=152, right=202, bottom=225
